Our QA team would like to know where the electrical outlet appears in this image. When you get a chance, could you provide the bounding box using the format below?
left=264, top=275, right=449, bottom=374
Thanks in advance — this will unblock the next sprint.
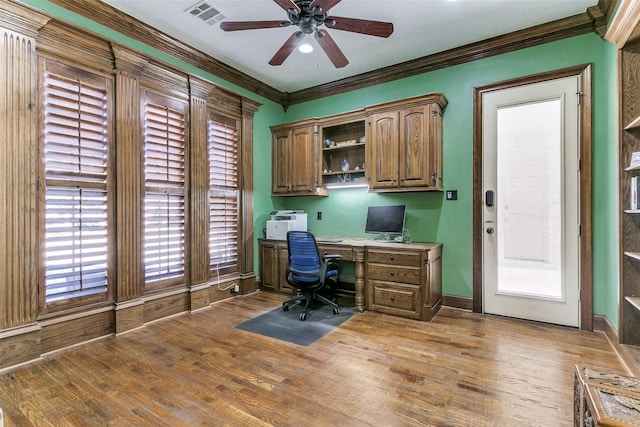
left=317, top=211, right=322, bottom=220
left=446, top=190, right=458, bottom=200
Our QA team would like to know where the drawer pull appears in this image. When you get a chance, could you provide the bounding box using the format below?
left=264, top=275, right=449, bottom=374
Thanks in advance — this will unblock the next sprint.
left=390, top=295, right=395, bottom=302
left=389, top=272, right=394, bottom=276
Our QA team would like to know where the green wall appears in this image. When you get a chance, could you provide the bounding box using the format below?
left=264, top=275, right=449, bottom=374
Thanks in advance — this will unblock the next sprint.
left=271, top=33, right=619, bottom=324
left=22, top=1, right=620, bottom=326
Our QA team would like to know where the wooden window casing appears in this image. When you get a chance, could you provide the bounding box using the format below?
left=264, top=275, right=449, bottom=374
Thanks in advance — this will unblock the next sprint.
left=143, top=93, right=188, bottom=290
left=39, top=59, right=113, bottom=313
left=208, top=113, right=240, bottom=275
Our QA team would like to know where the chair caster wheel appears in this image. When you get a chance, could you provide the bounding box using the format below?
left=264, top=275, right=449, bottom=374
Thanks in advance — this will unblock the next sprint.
left=282, top=304, right=289, bottom=311
left=299, top=312, right=307, bottom=321
left=333, top=307, right=339, bottom=315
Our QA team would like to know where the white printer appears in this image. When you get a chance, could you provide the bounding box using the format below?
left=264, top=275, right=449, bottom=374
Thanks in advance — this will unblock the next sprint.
left=266, top=210, right=308, bottom=240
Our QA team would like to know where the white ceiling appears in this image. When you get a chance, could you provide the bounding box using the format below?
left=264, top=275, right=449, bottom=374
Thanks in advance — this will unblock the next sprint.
left=100, top=0, right=598, bottom=93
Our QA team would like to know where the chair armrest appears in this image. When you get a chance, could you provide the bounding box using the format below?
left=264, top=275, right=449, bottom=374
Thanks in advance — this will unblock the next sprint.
left=323, top=254, right=343, bottom=261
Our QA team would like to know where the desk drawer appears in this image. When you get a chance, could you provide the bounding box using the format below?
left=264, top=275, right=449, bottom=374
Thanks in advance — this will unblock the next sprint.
left=366, top=280, right=421, bottom=319
left=367, top=264, right=421, bottom=285
left=367, top=250, right=421, bottom=267
left=318, top=245, right=353, bottom=261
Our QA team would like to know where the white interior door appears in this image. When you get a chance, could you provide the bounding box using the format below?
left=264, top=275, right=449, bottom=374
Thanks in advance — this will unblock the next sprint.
left=482, top=76, right=580, bottom=327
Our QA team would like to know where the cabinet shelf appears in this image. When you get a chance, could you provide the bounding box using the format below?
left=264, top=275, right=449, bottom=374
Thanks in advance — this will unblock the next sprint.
left=625, top=115, right=640, bottom=130
left=322, top=169, right=364, bottom=176
left=624, top=251, right=640, bottom=261
left=625, top=296, right=640, bottom=313
left=322, top=143, right=364, bottom=152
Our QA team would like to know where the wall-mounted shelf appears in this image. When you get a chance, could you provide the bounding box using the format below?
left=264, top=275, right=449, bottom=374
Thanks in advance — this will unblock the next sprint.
left=320, top=119, right=366, bottom=189
left=608, top=0, right=640, bottom=346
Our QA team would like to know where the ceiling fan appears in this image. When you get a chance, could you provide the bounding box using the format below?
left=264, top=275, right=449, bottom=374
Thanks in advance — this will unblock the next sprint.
left=219, top=0, right=394, bottom=68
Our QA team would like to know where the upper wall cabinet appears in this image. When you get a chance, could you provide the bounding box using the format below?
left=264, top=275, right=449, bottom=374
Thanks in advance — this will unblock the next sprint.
left=270, top=121, right=326, bottom=196
left=367, top=94, right=447, bottom=192
left=270, top=93, right=446, bottom=196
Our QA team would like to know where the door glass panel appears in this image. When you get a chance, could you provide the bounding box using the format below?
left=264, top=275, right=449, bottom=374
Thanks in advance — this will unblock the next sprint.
left=496, top=98, right=563, bottom=299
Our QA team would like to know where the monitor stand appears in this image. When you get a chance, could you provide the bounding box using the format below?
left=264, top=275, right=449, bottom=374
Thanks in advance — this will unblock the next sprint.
left=374, top=234, right=398, bottom=243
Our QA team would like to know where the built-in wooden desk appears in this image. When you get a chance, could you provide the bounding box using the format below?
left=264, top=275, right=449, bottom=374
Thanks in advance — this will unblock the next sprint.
left=258, top=238, right=442, bottom=321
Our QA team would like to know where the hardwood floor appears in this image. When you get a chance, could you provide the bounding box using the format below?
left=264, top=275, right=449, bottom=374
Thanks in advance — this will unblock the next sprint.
left=0, top=291, right=630, bottom=426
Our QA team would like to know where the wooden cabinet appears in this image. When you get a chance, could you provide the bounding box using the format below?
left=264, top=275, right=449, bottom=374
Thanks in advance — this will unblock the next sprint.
left=606, top=1, right=640, bottom=347
left=258, top=240, right=292, bottom=293
left=319, top=116, right=367, bottom=188
left=270, top=93, right=446, bottom=195
left=259, top=238, right=443, bottom=321
left=367, top=94, right=446, bottom=192
left=365, top=244, right=442, bottom=321
left=574, top=365, right=640, bottom=426
left=270, top=122, right=326, bottom=196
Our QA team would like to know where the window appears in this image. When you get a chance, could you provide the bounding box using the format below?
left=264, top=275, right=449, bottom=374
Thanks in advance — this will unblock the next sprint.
left=42, top=68, right=110, bottom=306
left=143, top=96, right=187, bottom=286
left=208, top=113, right=239, bottom=274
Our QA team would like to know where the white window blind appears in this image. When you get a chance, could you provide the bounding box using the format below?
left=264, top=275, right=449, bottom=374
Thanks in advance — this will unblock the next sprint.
left=144, top=101, right=186, bottom=283
left=43, top=71, right=109, bottom=303
left=208, top=115, right=239, bottom=272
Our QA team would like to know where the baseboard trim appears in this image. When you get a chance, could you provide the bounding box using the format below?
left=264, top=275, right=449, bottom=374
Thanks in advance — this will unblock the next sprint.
left=593, top=314, right=640, bottom=377
left=442, top=294, right=473, bottom=310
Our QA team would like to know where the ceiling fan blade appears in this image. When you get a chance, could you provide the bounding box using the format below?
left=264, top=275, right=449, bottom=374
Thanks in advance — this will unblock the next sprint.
left=309, top=0, right=342, bottom=13
left=315, top=29, right=348, bottom=68
left=220, top=21, right=290, bottom=31
left=269, top=31, right=305, bottom=66
left=326, top=16, right=394, bottom=38
left=273, top=0, right=301, bottom=14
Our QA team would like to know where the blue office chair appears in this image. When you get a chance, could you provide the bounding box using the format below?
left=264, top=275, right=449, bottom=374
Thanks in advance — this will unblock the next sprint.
left=282, top=231, right=342, bottom=321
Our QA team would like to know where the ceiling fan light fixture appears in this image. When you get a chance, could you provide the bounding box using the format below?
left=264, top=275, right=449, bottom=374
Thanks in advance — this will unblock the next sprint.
left=299, top=43, right=314, bottom=53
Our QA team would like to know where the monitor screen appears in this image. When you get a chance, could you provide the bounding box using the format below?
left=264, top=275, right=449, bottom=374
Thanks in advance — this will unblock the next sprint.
left=365, top=205, right=406, bottom=240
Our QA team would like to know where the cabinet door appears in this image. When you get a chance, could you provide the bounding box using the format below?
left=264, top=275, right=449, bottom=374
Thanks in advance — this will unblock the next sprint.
left=368, top=111, right=399, bottom=189
left=271, top=130, right=291, bottom=194
left=399, top=105, right=431, bottom=188
left=278, top=247, right=293, bottom=293
left=289, top=126, right=316, bottom=194
left=260, top=242, right=278, bottom=290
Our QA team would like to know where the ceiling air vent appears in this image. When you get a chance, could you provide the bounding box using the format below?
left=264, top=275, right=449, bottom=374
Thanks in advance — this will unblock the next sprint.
left=185, top=1, right=226, bottom=26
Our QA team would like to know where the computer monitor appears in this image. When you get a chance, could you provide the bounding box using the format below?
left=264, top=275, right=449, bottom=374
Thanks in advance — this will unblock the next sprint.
left=364, top=205, right=406, bottom=241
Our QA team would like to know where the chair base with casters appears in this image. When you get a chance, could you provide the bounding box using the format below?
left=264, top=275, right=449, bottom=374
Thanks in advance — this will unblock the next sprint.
left=282, top=290, right=340, bottom=321
left=282, top=231, right=342, bottom=321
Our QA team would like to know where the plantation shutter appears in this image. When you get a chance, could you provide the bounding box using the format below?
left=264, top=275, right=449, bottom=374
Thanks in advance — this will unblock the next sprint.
left=43, top=71, right=109, bottom=303
left=144, top=99, right=186, bottom=284
left=208, top=114, right=239, bottom=273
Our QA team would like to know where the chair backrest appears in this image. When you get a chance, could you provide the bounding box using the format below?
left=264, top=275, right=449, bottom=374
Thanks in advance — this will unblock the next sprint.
left=286, top=231, right=322, bottom=284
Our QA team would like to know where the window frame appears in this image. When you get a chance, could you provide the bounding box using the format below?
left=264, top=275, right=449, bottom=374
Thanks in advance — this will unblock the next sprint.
left=38, top=57, right=114, bottom=315
left=208, top=111, right=241, bottom=277
left=142, top=91, right=189, bottom=292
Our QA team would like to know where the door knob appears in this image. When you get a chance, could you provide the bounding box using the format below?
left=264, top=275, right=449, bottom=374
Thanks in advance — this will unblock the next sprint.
left=486, top=227, right=494, bottom=235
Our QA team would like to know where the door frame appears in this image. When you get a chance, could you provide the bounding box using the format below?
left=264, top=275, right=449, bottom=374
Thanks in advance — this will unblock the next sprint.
left=472, top=64, right=593, bottom=330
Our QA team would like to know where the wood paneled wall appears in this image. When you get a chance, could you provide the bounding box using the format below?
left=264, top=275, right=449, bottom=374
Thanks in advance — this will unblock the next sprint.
left=0, top=2, right=49, bottom=368
left=0, top=0, right=260, bottom=369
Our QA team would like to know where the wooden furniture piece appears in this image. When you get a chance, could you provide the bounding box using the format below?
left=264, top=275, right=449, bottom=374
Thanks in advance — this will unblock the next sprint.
left=606, top=0, right=640, bottom=347
left=574, top=365, right=640, bottom=426
left=319, top=112, right=367, bottom=188
left=270, top=120, right=327, bottom=196
left=269, top=93, right=447, bottom=195
left=367, top=95, right=446, bottom=192
left=365, top=245, right=442, bottom=321
left=258, top=237, right=442, bottom=321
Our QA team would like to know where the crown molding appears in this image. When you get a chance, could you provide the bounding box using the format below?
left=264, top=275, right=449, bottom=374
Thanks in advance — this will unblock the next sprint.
left=44, top=0, right=284, bottom=105
left=42, top=0, right=606, bottom=108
